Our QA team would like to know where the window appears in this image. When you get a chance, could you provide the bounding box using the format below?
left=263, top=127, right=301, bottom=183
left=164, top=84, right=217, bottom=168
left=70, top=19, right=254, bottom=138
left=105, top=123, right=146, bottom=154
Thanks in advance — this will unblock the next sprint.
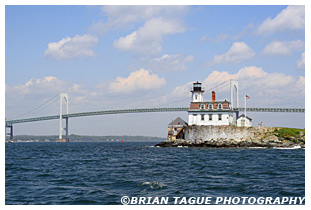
left=195, top=95, right=198, bottom=100
left=209, top=114, right=213, bottom=121
left=200, top=104, right=205, bottom=109
left=201, top=114, right=205, bottom=121
left=218, top=114, right=222, bottom=121
left=218, top=103, right=222, bottom=109
left=208, top=104, right=213, bottom=109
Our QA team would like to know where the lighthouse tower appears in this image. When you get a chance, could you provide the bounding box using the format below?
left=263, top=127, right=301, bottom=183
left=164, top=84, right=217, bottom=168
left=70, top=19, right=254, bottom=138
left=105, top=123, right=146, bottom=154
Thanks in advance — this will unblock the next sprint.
left=191, top=81, right=204, bottom=102
left=188, top=81, right=234, bottom=126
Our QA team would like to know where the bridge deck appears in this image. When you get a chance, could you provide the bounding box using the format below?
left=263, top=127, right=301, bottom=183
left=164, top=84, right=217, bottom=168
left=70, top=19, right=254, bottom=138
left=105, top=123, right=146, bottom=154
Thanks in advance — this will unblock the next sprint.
left=5, top=107, right=305, bottom=125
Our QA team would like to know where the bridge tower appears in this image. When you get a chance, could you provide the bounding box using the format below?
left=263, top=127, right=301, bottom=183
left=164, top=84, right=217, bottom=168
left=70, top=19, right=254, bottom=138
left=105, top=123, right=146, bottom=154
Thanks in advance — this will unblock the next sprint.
left=230, top=80, right=239, bottom=108
left=5, top=121, right=14, bottom=141
left=230, top=80, right=239, bottom=119
left=59, top=93, right=69, bottom=142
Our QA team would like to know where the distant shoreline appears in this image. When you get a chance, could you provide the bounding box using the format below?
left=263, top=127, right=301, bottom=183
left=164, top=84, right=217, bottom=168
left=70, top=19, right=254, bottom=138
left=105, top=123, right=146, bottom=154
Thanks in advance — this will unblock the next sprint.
left=6, top=134, right=165, bottom=143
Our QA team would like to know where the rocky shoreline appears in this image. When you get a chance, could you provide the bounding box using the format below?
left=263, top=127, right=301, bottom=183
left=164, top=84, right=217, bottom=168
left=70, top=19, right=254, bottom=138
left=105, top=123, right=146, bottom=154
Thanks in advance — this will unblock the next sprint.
left=156, top=127, right=305, bottom=148
left=155, top=139, right=304, bottom=148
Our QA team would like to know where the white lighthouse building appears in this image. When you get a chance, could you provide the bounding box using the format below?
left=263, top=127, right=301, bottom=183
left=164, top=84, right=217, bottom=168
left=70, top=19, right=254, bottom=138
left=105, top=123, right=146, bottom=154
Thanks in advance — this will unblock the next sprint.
left=188, top=81, right=234, bottom=126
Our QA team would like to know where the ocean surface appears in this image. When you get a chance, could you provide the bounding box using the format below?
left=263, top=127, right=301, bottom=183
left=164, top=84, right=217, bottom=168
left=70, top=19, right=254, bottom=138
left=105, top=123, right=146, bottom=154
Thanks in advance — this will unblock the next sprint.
left=5, top=141, right=305, bottom=205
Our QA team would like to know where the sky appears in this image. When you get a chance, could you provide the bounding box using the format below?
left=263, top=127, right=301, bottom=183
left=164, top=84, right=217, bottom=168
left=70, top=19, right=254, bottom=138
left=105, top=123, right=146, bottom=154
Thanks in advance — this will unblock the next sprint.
left=4, top=4, right=307, bottom=137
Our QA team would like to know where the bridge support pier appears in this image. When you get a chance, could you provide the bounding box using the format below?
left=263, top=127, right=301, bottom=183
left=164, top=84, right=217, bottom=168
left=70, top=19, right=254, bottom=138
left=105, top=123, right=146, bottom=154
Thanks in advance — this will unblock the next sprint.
left=59, top=93, right=69, bottom=142
left=65, top=117, right=69, bottom=140
left=5, top=124, right=13, bottom=141
left=58, top=117, right=69, bottom=142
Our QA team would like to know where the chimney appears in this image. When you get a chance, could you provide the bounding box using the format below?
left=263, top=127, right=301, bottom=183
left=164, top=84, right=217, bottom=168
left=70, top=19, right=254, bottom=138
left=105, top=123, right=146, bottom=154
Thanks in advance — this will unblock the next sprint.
left=212, top=91, right=216, bottom=102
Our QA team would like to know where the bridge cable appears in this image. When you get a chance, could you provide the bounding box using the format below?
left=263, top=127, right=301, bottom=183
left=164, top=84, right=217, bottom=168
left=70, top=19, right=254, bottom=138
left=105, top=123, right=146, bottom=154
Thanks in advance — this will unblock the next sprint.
left=204, top=80, right=230, bottom=93
left=13, top=93, right=60, bottom=119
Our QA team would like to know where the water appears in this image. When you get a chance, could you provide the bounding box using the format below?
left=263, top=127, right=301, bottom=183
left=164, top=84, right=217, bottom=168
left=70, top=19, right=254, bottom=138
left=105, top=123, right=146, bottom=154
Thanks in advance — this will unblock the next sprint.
left=5, top=142, right=305, bottom=204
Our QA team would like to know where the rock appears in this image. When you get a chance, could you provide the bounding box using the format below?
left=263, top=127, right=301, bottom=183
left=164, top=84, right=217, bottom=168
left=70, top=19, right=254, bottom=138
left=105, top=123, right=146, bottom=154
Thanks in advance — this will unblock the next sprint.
left=155, top=126, right=304, bottom=148
left=281, top=140, right=295, bottom=147
left=155, top=141, right=173, bottom=147
left=262, top=135, right=279, bottom=143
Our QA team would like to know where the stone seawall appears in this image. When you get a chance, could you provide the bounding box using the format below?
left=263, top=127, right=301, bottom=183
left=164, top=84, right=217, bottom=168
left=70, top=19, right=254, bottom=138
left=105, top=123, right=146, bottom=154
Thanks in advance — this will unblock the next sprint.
left=155, top=126, right=305, bottom=148
left=185, top=125, right=273, bottom=143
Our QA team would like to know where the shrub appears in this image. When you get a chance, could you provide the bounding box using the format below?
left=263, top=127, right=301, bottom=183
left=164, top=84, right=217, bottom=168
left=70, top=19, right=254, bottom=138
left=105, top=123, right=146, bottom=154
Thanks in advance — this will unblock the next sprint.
left=275, top=128, right=304, bottom=138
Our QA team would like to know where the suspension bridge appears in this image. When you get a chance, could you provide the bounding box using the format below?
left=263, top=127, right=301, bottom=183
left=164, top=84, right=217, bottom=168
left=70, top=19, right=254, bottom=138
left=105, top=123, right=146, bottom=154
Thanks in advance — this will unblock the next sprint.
left=5, top=80, right=304, bottom=141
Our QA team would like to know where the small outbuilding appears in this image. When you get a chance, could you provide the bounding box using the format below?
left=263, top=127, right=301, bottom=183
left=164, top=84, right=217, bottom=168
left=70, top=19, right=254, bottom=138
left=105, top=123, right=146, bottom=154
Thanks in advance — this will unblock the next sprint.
left=168, top=117, right=188, bottom=141
left=236, top=114, right=252, bottom=127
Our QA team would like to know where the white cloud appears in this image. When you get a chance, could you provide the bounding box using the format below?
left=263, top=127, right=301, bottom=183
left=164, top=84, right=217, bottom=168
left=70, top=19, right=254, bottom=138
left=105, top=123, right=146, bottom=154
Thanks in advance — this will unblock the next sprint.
left=114, top=32, right=139, bottom=51
left=5, top=77, right=67, bottom=118
left=170, top=66, right=304, bottom=107
left=5, top=76, right=103, bottom=118
left=7, top=76, right=67, bottom=96
left=297, top=51, right=305, bottom=69
left=201, top=67, right=302, bottom=95
left=295, top=76, right=305, bottom=90
left=256, top=6, right=305, bottom=36
left=44, top=34, right=98, bottom=60
left=233, top=23, right=254, bottom=40
left=113, top=17, right=186, bottom=54
left=108, top=69, right=166, bottom=94
left=200, top=33, right=229, bottom=44
left=208, top=42, right=255, bottom=66
left=90, top=6, right=189, bottom=34
left=237, top=66, right=267, bottom=78
left=200, top=34, right=208, bottom=43
left=262, top=40, right=304, bottom=55
left=5, top=73, right=167, bottom=120
left=148, top=54, right=194, bottom=72
left=214, top=33, right=228, bottom=43
left=171, top=81, right=194, bottom=99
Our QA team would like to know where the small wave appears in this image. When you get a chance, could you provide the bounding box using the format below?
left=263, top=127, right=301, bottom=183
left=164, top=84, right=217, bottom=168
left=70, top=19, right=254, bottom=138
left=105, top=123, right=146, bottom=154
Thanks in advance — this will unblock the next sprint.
left=17, top=157, right=36, bottom=160
left=232, top=172, right=241, bottom=176
left=139, top=181, right=166, bottom=189
left=273, top=145, right=302, bottom=149
left=249, top=147, right=266, bottom=149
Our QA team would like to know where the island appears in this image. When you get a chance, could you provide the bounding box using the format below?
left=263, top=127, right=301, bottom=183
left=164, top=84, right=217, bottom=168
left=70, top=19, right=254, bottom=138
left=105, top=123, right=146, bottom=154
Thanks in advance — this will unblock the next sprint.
left=157, top=81, right=304, bottom=148
left=156, top=126, right=305, bottom=148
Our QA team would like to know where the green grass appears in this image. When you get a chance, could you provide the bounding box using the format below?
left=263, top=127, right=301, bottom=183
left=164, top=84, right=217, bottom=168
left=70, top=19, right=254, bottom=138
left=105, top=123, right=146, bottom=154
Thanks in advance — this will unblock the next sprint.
left=274, top=128, right=304, bottom=138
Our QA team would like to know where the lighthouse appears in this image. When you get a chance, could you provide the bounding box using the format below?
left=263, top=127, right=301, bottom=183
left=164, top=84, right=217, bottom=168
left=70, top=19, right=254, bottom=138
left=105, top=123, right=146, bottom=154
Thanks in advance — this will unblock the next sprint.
left=188, top=81, right=234, bottom=126
left=191, top=81, right=204, bottom=102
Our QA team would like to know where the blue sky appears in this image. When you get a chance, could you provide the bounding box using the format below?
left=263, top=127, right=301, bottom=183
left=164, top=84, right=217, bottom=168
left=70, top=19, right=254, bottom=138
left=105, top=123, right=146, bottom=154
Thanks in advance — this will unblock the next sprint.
left=5, top=5, right=306, bottom=136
